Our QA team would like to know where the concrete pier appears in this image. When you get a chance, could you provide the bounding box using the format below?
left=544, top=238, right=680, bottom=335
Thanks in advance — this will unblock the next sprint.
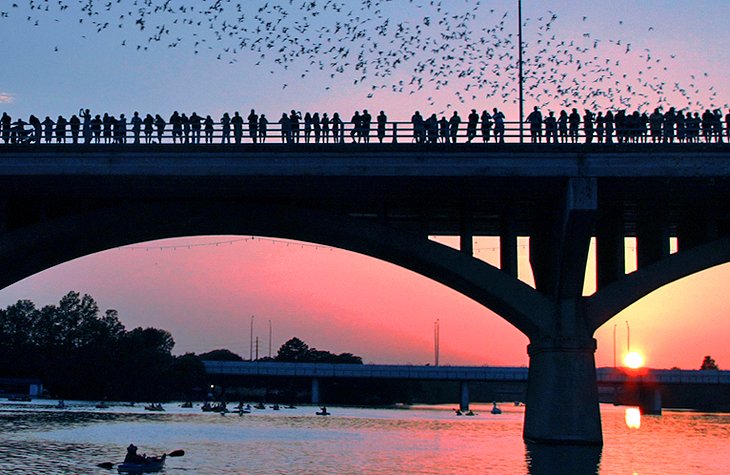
left=523, top=339, right=602, bottom=445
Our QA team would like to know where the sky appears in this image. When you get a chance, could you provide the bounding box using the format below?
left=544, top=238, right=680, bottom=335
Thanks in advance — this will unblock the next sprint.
left=1, top=0, right=730, bottom=369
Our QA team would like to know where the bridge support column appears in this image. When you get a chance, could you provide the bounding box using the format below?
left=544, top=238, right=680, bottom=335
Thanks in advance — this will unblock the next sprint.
left=524, top=338, right=602, bottom=445
left=639, top=386, right=662, bottom=416
left=596, top=209, right=625, bottom=289
left=311, top=378, right=320, bottom=405
left=460, top=212, right=473, bottom=256
left=637, top=208, right=670, bottom=268
left=500, top=213, right=518, bottom=278
left=459, top=381, right=470, bottom=412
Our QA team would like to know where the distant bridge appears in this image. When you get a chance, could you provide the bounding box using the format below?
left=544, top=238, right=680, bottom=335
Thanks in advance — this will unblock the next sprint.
left=203, top=361, right=730, bottom=385
left=203, top=361, right=730, bottom=414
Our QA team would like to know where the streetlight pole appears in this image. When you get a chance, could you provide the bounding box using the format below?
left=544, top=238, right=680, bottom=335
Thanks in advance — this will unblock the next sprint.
left=249, top=315, right=255, bottom=361
left=625, top=320, right=630, bottom=352
left=518, top=0, right=524, bottom=143
left=613, top=324, right=617, bottom=368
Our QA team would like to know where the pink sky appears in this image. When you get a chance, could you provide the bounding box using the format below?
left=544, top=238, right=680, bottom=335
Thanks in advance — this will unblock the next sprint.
left=1, top=1, right=730, bottom=370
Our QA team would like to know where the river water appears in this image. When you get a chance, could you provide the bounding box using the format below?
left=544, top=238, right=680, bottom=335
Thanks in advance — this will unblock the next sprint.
left=0, top=400, right=728, bottom=474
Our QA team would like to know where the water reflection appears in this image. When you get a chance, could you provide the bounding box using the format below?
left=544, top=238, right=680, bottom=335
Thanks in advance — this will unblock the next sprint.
left=525, top=443, right=602, bottom=475
left=625, top=407, right=641, bottom=429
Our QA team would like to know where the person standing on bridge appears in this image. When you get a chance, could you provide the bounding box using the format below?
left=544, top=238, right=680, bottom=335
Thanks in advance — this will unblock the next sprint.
left=190, top=112, right=203, bottom=144
left=142, top=114, right=154, bottom=143
left=376, top=111, right=387, bottom=143
left=248, top=109, right=259, bottom=144
left=361, top=109, right=372, bottom=143
left=604, top=110, right=615, bottom=144
left=595, top=112, right=605, bottom=143
left=79, top=109, right=92, bottom=144
left=232, top=112, right=244, bottom=144
left=55, top=115, right=67, bottom=143
left=220, top=112, right=231, bottom=144
left=466, top=109, right=479, bottom=142
left=480, top=110, right=492, bottom=143
left=69, top=114, right=80, bottom=144
left=1, top=112, right=10, bottom=144
left=130, top=112, right=142, bottom=144
left=180, top=113, right=190, bottom=144
left=568, top=108, right=581, bottom=143
left=492, top=108, right=505, bottom=143
left=350, top=110, right=362, bottom=143
left=170, top=111, right=182, bottom=144
left=290, top=110, right=301, bottom=143
left=583, top=109, right=594, bottom=144
left=303, top=112, right=313, bottom=143
left=204, top=115, right=215, bottom=144
left=154, top=114, right=165, bottom=144
left=279, top=113, right=291, bottom=143
left=331, top=112, right=343, bottom=144
left=649, top=108, right=663, bottom=143
left=448, top=111, right=461, bottom=144
left=40, top=116, right=54, bottom=144
left=438, top=115, right=449, bottom=143
left=412, top=111, right=425, bottom=143
left=526, top=106, right=543, bottom=143
left=321, top=113, right=330, bottom=143
left=557, top=110, right=568, bottom=143
left=544, top=111, right=557, bottom=144
left=258, top=114, right=268, bottom=143
left=663, top=107, right=676, bottom=143
left=312, top=112, right=321, bottom=143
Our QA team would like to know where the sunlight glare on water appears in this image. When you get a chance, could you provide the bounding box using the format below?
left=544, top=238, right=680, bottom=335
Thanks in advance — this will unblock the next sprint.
left=0, top=401, right=729, bottom=474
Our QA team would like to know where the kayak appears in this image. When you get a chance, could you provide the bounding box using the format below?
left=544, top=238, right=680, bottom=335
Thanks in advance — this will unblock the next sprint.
left=117, top=455, right=166, bottom=473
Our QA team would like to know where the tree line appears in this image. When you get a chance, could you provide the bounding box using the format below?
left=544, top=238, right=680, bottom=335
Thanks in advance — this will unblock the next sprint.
left=0, top=292, right=371, bottom=402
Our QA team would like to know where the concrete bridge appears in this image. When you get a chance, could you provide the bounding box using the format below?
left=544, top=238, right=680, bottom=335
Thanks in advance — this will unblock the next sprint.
left=203, top=361, right=730, bottom=414
left=2, top=142, right=730, bottom=445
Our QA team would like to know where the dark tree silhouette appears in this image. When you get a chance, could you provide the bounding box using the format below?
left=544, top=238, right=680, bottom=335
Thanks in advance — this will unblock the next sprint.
left=700, top=355, right=719, bottom=371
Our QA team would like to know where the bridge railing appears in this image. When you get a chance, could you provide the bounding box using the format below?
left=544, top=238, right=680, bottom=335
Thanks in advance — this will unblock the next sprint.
left=2, top=120, right=727, bottom=146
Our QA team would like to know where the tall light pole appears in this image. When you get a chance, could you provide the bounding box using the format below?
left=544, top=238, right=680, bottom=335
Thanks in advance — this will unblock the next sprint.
left=518, top=0, right=525, bottom=143
left=613, top=324, right=617, bottom=368
left=249, top=315, right=255, bottom=361
left=434, top=319, right=440, bottom=367
left=625, top=320, right=630, bottom=352
left=268, top=319, right=272, bottom=358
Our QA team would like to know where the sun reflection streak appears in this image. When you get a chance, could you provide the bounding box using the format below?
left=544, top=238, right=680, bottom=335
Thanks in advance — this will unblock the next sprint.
left=625, top=407, right=641, bottom=429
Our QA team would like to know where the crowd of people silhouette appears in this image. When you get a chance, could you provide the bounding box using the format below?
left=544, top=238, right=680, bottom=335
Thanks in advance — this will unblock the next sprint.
left=1, top=106, right=728, bottom=146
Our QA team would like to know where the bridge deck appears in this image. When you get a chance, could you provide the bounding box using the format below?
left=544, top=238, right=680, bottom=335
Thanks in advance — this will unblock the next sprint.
left=203, top=361, right=730, bottom=384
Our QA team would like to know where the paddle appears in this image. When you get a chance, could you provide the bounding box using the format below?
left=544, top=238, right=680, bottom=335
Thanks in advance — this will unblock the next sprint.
left=97, top=449, right=185, bottom=469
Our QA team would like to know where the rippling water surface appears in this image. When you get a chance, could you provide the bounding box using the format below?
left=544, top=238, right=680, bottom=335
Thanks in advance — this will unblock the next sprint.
left=0, top=400, right=729, bottom=474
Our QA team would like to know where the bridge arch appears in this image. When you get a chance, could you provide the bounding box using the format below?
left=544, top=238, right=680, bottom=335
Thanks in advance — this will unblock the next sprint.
left=586, top=237, right=730, bottom=332
left=0, top=201, right=554, bottom=337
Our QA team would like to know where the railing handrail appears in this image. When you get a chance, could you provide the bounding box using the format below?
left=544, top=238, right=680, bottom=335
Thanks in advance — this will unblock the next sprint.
left=1, top=117, right=728, bottom=146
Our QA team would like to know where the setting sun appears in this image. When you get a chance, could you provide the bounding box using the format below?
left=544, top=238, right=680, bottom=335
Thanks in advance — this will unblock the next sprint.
left=624, top=352, right=645, bottom=369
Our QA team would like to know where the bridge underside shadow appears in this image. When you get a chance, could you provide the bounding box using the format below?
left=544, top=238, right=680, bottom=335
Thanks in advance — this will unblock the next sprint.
left=1, top=186, right=729, bottom=445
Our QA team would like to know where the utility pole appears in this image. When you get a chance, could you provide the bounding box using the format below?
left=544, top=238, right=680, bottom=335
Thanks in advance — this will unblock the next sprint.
left=434, top=319, right=440, bottom=366
left=518, top=0, right=525, bottom=143
left=255, top=336, right=259, bottom=361
left=268, top=319, right=272, bottom=358
left=249, top=315, right=254, bottom=361
left=626, top=320, right=630, bottom=352
left=613, top=324, right=617, bottom=368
